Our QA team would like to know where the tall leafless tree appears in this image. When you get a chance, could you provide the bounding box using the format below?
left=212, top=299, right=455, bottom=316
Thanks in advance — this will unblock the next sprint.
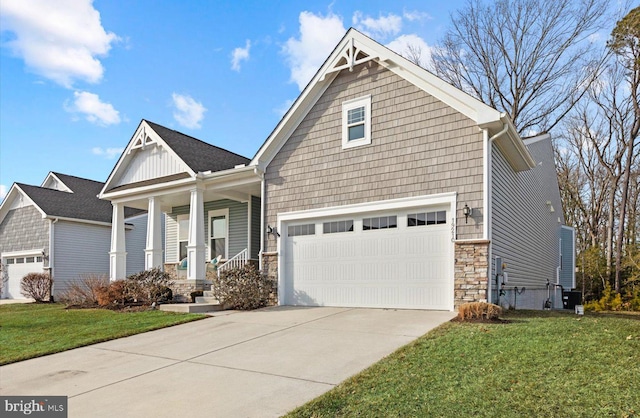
left=431, top=0, right=610, bottom=136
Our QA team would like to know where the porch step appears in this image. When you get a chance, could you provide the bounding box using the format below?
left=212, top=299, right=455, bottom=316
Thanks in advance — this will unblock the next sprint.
left=159, top=303, right=225, bottom=313
left=195, top=296, right=220, bottom=304
left=203, top=290, right=216, bottom=298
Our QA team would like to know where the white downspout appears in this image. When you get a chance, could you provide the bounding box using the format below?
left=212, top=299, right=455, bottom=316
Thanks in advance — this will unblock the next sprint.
left=259, top=171, right=266, bottom=271
left=484, top=123, right=509, bottom=304
left=48, top=218, right=58, bottom=295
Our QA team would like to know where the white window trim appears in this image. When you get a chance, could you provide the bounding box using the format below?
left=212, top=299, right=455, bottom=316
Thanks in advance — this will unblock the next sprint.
left=177, top=214, right=189, bottom=261
left=208, top=209, right=229, bottom=261
left=342, top=95, right=372, bottom=149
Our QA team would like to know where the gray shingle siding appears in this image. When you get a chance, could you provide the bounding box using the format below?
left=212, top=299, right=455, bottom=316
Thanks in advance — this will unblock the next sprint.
left=265, top=61, right=484, bottom=253
left=0, top=206, right=49, bottom=256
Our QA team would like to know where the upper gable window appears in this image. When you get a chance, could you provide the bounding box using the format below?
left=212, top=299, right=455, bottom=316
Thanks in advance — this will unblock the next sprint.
left=342, top=95, right=371, bottom=149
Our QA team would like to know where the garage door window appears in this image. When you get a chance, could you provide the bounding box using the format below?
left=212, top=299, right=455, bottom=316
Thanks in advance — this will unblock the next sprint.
left=408, top=211, right=446, bottom=227
left=363, top=215, right=397, bottom=230
left=16, top=258, right=24, bottom=264
left=323, top=220, right=354, bottom=234
left=6, top=258, right=15, bottom=264
left=288, top=224, right=315, bottom=237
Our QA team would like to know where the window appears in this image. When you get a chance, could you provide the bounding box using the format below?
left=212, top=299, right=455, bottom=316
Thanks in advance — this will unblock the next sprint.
left=342, top=95, right=371, bottom=149
left=177, top=214, right=189, bottom=261
left=36, top=256, right=43, bottom=262
left=6, top=258, right=15, bottom=265
left=209, top=209, right=228, bottom=260
left=25, top=257, right=35, bottom=263
left=363, top=216, right=397, bottom=230
left=16, top=258, right=25, bottom=264
left=408, top=211, right=447, bottom=227
left=323, top=220, right=354, bottom=234
left=288, top=223, right=315, bottom=237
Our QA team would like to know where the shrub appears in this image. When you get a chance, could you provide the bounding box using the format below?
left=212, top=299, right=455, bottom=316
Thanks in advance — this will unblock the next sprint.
left=126, top=268, right=174, bottom=303
left=58, top=274, right=109, bottom=306
left=95, top=280, right=130, bottom=307
left=458, top=302, right=502, bottom=321
left=584, top=284, right=640, bottom=312
left=211, top=264, right=276, bottom=310
left=20, top=273, right=53, bottom=302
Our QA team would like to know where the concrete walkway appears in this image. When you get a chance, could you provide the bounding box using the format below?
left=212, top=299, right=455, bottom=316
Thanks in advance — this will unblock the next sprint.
left=0, top=306, right=455, bottom=417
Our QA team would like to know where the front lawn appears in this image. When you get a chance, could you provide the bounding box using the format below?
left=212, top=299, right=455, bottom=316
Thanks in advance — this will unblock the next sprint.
left=287, top=310, right=640, bottom=417
left=0, top=303, right=205, bottom=365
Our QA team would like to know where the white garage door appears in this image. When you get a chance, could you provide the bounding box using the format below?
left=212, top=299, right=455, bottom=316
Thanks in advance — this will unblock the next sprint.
left=282, top=207, right=453, bottom=310
left=3, top=255, right=44, bottom=299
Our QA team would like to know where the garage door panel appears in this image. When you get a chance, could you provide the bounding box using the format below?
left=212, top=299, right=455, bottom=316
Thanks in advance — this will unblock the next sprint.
left=283, top=207, right=454, bottom=310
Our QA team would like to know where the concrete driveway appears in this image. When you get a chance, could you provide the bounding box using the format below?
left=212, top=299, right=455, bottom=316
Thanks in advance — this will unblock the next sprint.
left=0, top=306, right=455, bottom=417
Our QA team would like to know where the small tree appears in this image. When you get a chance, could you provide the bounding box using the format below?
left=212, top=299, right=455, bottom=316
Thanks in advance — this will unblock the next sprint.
left=211, top=264, right=276, bottom=310
left=20, top=273, right=52, bottom=302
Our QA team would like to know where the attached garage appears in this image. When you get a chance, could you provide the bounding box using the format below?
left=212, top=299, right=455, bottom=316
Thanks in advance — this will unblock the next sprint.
left=2, top=251, right=45, bottom=299
left=278, top=195, right=456, bottom=310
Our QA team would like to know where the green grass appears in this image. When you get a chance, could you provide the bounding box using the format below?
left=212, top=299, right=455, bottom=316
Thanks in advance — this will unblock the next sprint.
left=287, top=310, right=640, bottom=417
left=0, top=303, right=205, bottom=365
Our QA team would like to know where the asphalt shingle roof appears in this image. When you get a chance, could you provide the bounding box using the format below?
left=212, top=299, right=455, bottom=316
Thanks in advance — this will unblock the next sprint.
left=18, top=173, right=142, bottom=223
left=144, top=120, right=250, bottom=173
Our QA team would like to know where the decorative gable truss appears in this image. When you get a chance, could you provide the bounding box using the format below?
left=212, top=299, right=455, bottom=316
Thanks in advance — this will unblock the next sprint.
left=103, top=121, right=192, bottom=193
left=321, top=38, right=377, bottom=80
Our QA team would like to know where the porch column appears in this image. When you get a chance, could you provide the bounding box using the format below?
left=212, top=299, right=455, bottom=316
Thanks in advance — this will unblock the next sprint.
left=187, top=187, right=206, bottom=280
left=109, top=203, right=127, bottom=280
left=144, top=197, right=163, bottom=270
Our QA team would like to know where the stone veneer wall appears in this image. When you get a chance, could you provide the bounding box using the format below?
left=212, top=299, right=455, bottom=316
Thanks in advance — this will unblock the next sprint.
left=454, top=240, right=489, bottom=309
left=163, top=263, right=211, bottom=302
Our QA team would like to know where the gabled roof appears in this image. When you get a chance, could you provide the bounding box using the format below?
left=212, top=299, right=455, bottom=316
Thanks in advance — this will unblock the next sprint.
left=144, top=120, right=250, bottom=174
left=251, top=28, right=535, bottom=172
left=101, top=120, right=250, bottom=195
left=0, top=172, right=143, bottom=225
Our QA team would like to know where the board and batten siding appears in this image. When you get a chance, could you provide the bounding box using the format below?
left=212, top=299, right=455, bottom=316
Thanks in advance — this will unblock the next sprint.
left=52, top=220, right=111, bottom=295
left=113, top=145, right=188, bottom=188
left=265, top=61, right=484, bottom=253
left=165, top=199, right=251, bottom=263
left=490, top=143, right=561, bottom=294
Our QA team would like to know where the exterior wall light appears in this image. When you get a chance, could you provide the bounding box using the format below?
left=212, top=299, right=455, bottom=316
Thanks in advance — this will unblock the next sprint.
left=463, top=204, right=472, bottom=223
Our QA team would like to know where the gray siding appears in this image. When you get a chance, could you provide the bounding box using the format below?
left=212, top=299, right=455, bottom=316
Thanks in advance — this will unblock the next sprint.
left=265, top=61, right=484, bottom=253
left=125, top=213, right=149, bottom=275
left=491, top=142, right=561, bottom=290
left=560, top=226, right=575, bottom=289
left=0, top=206, right=49, bottom=257
left=251, top=195, right=261, bottom=260
left=52, top=220, right=110, bottom=295
left=165, top=199, right=249, bottom=263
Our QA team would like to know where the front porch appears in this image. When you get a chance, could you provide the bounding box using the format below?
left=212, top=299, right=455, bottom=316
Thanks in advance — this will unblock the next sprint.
left=98, top=120, right=263, bottom=289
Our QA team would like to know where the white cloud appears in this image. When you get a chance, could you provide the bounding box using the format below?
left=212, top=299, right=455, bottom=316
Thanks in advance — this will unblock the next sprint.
left=0, top=185, right=7, bottom=200
left=92, top=147, right=123, bottom=159
left=171, top=93, right=206, bottom=129
left=352, top=12, right=402, bottom=39
left=403, top=10, right=433, bottom=22
left=231, top=40, right=251, bottom=71
left=274, top=98, right=295, bottom=118
left=282, top=11, right=346, bottom=91
left=65, top=91, right=121, bottom=126
left=386, top=34, right=433, bottom=69
left=0, top=0, right=119, bottom=88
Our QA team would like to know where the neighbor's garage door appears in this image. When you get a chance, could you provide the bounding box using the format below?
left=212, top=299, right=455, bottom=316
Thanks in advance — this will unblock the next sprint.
left=282, top=207, right=453, bottom=310
left=3, top=255, right=44, bottom=299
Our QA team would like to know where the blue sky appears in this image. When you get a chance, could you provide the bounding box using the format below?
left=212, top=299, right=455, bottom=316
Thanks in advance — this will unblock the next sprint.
left=0, top=0, right=467, bottom=200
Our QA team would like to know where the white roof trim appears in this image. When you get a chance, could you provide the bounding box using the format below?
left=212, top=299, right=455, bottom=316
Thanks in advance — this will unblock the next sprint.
left=41, top=172, right=73, bottom=193
left=251, top=28, right=509, bottom=169
left=100, top=120, right=196, bottom=198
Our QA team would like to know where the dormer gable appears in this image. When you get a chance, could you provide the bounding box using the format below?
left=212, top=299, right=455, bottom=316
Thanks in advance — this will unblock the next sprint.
left=41, top=172, right=73, bottom=193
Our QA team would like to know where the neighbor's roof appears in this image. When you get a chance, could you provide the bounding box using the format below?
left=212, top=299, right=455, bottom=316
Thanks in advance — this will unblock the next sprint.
left=15, top=173, right=142, bottom=224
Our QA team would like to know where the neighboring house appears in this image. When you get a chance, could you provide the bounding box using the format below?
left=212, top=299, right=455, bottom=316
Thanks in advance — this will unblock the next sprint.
left=0, top=172, right=148, bottom=299
left=100, top=28, right=574, bottom=310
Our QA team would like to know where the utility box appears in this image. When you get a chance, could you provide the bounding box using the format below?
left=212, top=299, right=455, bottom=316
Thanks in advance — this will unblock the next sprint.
left=562, top=291, right=581, bottom=310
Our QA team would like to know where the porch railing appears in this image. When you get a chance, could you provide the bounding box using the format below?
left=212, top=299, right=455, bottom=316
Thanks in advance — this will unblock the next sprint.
left=217, top=248, right=248, bottom=276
